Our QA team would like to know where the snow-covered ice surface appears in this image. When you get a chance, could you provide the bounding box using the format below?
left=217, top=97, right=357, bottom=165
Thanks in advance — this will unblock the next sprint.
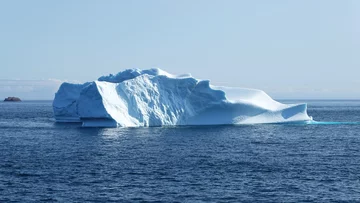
left=53, top=68, right=312, bottom=127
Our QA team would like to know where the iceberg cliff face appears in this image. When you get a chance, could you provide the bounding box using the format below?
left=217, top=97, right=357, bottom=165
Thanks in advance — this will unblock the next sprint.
left=53, top=68, right=311, bottom=127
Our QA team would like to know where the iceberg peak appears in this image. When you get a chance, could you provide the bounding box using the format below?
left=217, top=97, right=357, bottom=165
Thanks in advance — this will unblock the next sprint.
left=98, top=68, right=191, bottom=83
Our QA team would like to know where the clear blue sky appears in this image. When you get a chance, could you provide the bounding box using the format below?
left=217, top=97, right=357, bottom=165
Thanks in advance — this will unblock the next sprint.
left=0, top=0, right=359, bottom=99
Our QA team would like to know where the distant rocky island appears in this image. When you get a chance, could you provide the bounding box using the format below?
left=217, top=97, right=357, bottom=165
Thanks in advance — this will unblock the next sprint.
left=4, top=97, right=21, bottom=102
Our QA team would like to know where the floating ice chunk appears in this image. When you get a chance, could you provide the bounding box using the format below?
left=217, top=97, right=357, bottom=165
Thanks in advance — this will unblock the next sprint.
left=53, top=68, right=311, bottom=127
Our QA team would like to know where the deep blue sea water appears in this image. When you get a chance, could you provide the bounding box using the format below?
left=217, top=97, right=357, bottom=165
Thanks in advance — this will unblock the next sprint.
left=1, top=100, right=360, bottom=202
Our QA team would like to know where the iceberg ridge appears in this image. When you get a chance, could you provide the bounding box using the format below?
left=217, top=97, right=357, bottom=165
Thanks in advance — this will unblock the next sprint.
left=53, top=68, right=312, bottom=127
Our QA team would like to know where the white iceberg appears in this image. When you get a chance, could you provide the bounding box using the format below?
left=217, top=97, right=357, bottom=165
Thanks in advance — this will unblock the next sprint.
left=53, top=68, right=312, bottom=127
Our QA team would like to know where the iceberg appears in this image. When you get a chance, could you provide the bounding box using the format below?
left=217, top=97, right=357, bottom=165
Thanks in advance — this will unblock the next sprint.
left=53, top=68, right=312, bottom=127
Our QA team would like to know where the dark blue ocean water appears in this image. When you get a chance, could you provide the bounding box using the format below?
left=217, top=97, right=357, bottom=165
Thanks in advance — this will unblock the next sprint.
left=1, top=100, right=360, bottom=202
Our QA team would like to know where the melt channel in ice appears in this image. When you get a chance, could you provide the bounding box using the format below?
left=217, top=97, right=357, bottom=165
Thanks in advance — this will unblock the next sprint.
left=53, top=68, right=312, bottom=127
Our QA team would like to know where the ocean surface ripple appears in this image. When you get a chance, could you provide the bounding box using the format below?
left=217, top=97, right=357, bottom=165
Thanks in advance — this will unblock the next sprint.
left=1, top=100, right=360, bottom=202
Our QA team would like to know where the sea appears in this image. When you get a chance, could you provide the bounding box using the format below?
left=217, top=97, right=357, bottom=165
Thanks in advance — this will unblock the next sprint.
left=0, top=100, right=360, bottom=202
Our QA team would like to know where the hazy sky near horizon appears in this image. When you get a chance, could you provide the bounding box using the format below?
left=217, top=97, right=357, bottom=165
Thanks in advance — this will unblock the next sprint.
left=0, top=0, right=359, bottom=99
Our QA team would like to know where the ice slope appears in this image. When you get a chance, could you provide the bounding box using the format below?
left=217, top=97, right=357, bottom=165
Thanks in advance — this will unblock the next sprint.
left=53, top=68, right=312, bottom=127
